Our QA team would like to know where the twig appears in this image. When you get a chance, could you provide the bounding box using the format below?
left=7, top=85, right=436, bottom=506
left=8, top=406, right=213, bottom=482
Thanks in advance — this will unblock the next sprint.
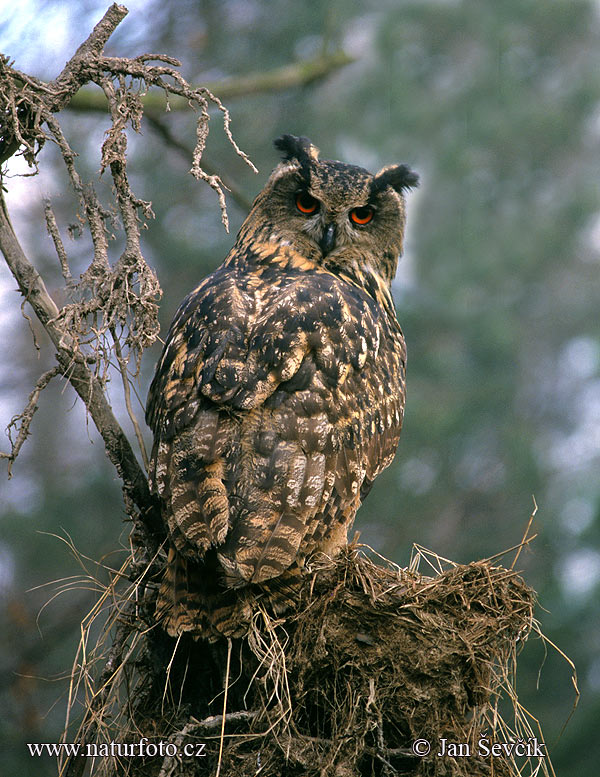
left=0, top=367, right=60, bottom=477
left=67, top=50, right=355, bottom=114
left=47, top=3, right=129, bottom=112
left=145, top=113, right=254, bottom=213
left=215, top=637, right=233, bottom=777
left=0, top=189, right=159, bottom=533
left=190, top=709, right=259, bottom=732
left=157, top=711, right=259, bottom=777
left=511, top=496, right=538, bottom=570
left=44, top=200, right=73, bottom=284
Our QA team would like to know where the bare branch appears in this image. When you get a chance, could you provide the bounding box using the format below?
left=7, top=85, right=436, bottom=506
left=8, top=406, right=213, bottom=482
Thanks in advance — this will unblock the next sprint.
left=0, top=1, right=254, bottom=547
left=0, top=189, right=158, bottom=531
left=88, top=53, right=258, bottom=227
left=44, top=200, right=73, bottom=284
left=47, top=3, right=129, bottom=112
left=67, top=51, right=356, bottom=114
left=1, top=367, right=60, bottom=477
left=0, top=192, right=62, bottom=328
left=144, top=113, right=254, bottom=212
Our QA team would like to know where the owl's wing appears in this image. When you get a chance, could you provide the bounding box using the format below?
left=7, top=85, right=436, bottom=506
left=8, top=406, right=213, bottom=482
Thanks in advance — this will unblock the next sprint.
left=147, top=263, right=405, bottom=584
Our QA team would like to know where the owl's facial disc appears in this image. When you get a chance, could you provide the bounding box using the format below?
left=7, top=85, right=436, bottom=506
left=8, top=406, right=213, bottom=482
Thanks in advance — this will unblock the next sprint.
left=293, top=183, right=376, bottom=258
left=257, top=148, right=417, bottom=275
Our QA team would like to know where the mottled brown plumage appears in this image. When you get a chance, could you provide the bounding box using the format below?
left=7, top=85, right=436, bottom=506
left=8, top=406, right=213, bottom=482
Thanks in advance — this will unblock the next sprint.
left=146, top=135, right=418, bottom=638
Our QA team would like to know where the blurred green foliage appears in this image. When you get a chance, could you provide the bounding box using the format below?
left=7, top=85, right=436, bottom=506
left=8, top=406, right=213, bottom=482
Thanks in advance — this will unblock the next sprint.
left=1, top=1, right=599, bottom=775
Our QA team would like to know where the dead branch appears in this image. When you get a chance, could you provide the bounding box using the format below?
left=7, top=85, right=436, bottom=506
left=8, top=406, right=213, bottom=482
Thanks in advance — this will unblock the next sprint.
left=0, top=190, right=156, bottom=526
left=47, top=3, right=130, bottom=112
left=44, top=200, right=73, bottom=284
left=67, top=50, right=355, bottom=114
left=144, top=114, right=254, bottom=212
left=0, top=1, right=256, bottom=537
left=0, top=367, right=61, bottom=478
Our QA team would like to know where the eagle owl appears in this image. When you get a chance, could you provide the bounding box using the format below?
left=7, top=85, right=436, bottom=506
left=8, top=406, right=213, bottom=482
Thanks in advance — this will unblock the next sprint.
left=146, top=135, right=418, bottom=638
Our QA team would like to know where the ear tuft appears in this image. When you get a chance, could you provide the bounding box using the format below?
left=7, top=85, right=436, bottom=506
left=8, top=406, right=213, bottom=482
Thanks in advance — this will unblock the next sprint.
left=273, top=134, right=320, bottom=164
left=372, top=164, right=419, bottom=196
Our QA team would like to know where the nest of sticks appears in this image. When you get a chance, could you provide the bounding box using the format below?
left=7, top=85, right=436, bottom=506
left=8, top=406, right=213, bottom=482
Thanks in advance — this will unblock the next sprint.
left=64, top=543, right=553, bottom=777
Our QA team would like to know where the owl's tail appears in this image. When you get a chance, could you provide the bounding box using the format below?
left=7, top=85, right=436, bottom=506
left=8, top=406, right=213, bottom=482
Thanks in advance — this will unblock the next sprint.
left=156, top=546, right=303, bottom=642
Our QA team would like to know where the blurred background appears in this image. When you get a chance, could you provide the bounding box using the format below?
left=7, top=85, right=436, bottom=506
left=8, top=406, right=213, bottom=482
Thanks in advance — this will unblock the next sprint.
left=1, top=0, right=599, bottom=774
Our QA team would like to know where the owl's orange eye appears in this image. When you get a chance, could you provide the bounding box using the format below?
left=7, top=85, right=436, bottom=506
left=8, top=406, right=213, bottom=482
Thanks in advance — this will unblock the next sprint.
left=295, top=192, right=319, bottom=214
left=349, top=206, right=374, bottom=225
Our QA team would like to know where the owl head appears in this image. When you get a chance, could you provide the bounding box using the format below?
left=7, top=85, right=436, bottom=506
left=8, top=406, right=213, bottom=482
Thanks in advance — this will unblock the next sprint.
left=242, top=134, right=418, bottom=284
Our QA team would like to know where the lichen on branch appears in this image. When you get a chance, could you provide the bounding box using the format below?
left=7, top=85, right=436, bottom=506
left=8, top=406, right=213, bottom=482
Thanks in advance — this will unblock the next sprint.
left=0, top=3, right=255, bottom=493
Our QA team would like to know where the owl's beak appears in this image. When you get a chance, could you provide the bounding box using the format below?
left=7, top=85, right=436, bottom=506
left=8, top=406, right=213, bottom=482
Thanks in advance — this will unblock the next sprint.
left=319, top=223, right=337, bottom=256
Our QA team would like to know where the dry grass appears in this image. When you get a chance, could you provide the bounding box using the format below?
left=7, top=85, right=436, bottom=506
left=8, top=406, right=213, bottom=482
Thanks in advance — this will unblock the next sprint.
left=56, top=534, right=572, bottom=777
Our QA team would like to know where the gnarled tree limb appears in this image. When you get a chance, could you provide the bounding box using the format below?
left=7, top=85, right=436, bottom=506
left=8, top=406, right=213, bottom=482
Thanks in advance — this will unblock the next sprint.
left=48, top=3, right=129, bottom=112
left=0, top=0, right=255, bottom=525
left=0, top=191, right=160, bottom=535
left=0, top=3, right=165, bottom=539
left=67, top=50, right=355, bottom=114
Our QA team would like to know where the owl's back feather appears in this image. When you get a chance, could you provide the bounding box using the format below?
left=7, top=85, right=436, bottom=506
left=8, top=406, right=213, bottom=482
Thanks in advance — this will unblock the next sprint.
left=146, top=137, right=415, bottom=638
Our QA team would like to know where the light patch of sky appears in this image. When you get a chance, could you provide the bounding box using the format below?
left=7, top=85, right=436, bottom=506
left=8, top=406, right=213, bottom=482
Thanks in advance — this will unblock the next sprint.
left=2, top=153, right=62, bottom=246
left=1, top=0, right=156, bottom=74
left=1, top=1, right=71, bottom=73
left=342, top=11, right=380, bottom=64
left=0, top=543, right=16, bottom=592
left=562, top=336, right=600, bottom=382
left=0, top=154, right=61, bottom=430
left=0, top=2, right=159, bottom=519
left=1, top=467, right=43, bottom=515
left=532, top=335, right=600, bottom=476
left=577, top=101, right=600, bottom=260
left=558, top=548, right=600, bottom=601
left=588, top=656, right=600, bottom=693
left=395, top=177, right=423, bottom=295
left=584, top=212, right=600, bottom=259
left=560, top=497, right=596, bottom=537
left=398, top=453, right=438, bottom=496
left=541, top=380, right=600, bottom=474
